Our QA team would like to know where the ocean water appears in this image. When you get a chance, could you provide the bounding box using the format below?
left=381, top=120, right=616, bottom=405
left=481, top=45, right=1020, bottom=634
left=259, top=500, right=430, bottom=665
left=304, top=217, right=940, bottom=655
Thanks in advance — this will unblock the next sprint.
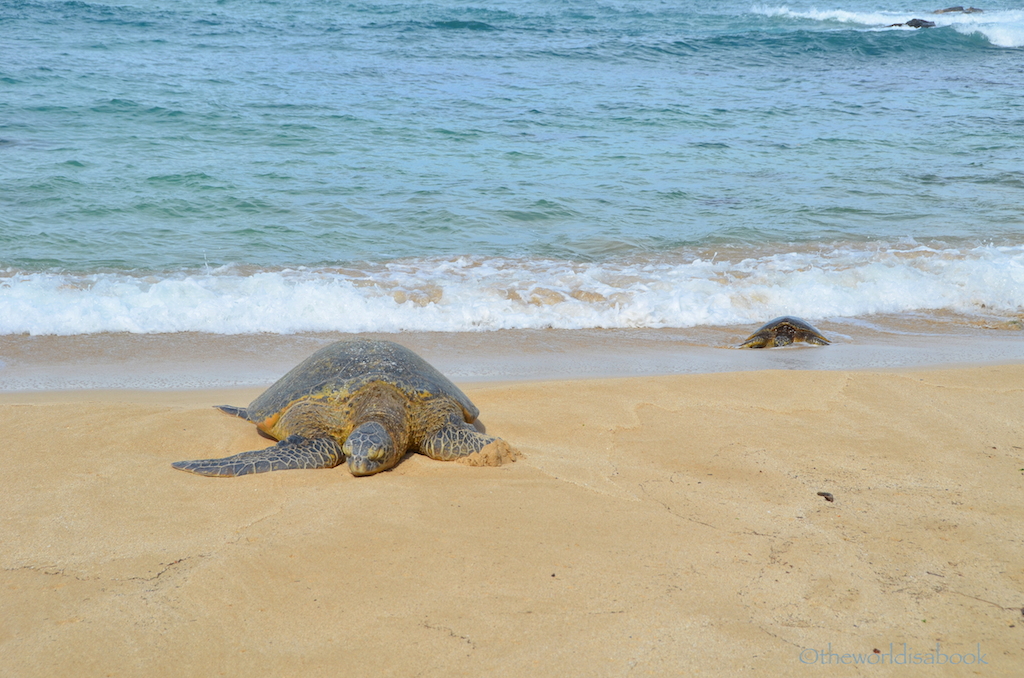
left=2, top=0, right=1024, bottom=338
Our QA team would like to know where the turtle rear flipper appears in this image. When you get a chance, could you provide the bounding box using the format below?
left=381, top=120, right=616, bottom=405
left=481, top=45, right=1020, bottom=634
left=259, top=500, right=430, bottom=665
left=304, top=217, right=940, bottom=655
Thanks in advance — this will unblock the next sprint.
left=172, top=435, right=343, bottom=477
left=216, top=404, right=250, bottom=419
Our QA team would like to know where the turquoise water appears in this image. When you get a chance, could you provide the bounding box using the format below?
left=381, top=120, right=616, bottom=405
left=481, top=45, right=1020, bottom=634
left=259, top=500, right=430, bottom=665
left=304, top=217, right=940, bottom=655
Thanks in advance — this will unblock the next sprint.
left=2, top=1, right=1024, bottom=334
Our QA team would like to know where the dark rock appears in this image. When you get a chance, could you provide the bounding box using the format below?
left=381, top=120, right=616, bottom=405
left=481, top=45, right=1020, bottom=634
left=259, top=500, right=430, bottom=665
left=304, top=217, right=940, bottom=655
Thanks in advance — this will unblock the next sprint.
left=889, top=18, right=937, bottom=28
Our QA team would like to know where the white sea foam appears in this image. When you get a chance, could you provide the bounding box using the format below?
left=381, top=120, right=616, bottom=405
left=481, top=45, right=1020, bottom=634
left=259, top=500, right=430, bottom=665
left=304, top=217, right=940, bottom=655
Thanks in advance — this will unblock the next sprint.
left=954, top=10, right=1024, bottom=47
left=752, top=5, right=906, bottom=25
left=2, top=243, right=1022, bottom=335
left=751, top=6, right=1024, bottom=47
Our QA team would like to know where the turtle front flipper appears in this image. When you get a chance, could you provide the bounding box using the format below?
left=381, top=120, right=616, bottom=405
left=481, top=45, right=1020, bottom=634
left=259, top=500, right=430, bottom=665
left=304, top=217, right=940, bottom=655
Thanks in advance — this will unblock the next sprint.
left=420, top=417, right=497, bottom=462
left=738, top=334, right=770, bottom=349
left=172, top=435, right=343, bottom=477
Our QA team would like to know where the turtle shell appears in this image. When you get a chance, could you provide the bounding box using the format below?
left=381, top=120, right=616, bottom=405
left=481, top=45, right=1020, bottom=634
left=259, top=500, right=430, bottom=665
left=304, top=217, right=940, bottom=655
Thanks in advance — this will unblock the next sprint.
left=739, top=316, right=830, bottom=348
left=243, top=340, right=478, bottom=425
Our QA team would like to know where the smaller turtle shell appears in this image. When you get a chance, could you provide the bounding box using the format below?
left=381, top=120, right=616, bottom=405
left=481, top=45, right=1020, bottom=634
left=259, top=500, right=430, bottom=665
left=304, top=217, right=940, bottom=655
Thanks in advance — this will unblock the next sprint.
left=739, top=316, right=830, bottom=349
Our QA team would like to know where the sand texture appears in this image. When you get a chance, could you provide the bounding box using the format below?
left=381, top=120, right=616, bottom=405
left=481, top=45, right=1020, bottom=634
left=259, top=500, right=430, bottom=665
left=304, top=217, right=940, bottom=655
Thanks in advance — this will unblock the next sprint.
left=2, top=366, right=1023, bottom=676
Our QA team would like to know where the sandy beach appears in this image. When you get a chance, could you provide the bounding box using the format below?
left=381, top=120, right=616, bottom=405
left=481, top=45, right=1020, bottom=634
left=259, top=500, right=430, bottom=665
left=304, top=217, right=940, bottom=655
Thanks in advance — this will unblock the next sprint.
left=7, top=1, right=1024, bottom=674
left=2, top=348, right=1022, bottom=676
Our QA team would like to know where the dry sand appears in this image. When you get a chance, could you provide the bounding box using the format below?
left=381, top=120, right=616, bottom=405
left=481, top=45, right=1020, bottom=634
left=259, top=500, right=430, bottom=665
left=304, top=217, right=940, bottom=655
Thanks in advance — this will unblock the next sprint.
left=2, top=365, right=1023, bottom=676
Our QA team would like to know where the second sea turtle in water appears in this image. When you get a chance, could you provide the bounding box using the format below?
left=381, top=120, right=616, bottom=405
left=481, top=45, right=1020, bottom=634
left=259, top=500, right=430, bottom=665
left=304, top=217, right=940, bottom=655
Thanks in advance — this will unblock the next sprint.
left=739, top=316, right=830, bottom=349
left=172, top=339, right=516, bottom=477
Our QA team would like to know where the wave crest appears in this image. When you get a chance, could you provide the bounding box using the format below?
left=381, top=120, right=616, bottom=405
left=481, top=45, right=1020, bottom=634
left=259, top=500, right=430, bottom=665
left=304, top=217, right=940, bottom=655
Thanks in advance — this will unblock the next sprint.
left=750, top=5, right=1024, bottom=47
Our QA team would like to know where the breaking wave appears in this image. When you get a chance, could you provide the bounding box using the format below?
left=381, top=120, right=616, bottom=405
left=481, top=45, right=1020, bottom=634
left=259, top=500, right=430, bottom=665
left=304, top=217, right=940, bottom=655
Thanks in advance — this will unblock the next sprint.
left=2, top=241, right=1023, bottom=335
left=751, top=5, right=1024, bottom=47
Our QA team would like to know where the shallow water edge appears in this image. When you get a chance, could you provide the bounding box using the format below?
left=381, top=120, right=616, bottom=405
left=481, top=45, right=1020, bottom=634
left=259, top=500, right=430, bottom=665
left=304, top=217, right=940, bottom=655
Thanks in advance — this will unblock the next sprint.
left=2, top=315, right=1022, bottom=392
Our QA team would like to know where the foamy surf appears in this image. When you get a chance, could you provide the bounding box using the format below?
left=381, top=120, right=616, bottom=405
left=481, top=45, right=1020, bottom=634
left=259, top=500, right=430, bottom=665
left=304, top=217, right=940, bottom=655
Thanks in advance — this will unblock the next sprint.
left=2, top=242, right=1021, bottom=335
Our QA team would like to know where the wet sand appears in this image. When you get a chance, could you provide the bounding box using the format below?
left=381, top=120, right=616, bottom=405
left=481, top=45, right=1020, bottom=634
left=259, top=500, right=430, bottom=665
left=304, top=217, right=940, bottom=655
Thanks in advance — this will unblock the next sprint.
left=3, top=315, right=1024, bottom=390
left=2, top=350, right=1022, bottom=675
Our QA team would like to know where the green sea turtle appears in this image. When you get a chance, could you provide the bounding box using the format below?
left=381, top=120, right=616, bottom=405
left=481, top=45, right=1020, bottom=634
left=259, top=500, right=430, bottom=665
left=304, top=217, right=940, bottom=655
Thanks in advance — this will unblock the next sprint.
left=172, top=339, right=516, bottom=477
left=739, top=316, right=830, bottom=349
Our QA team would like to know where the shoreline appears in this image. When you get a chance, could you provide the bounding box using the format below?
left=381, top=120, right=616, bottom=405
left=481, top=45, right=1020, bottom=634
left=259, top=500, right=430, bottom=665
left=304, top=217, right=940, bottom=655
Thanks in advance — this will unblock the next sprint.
left=2, top=318, right=1023, bottom=392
